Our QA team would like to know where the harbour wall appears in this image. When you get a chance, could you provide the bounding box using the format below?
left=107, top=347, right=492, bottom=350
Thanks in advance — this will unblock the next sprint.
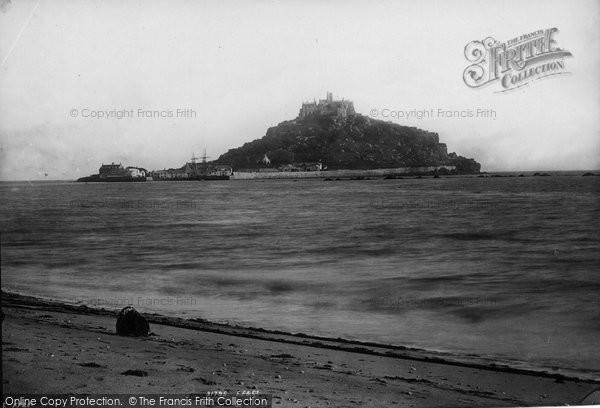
left=231, top=166, right=456, bottom=180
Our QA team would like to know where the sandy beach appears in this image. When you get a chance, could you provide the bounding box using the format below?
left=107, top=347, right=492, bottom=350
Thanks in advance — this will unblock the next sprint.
left=2, top=292, right=599, bottom=407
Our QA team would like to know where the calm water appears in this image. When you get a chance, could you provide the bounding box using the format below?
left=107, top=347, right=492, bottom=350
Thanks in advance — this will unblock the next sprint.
left=1, top=176, right=599, bottom=379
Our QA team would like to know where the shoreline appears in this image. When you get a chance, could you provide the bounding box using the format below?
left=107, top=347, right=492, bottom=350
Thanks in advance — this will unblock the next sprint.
left=3, top=291, right=600, bottom=406
left=3, top=290, right=600, bottom=407
left=3, top=290, right=599, bottom=384
left=0, top=169, right=600, bottom=184
left=1, top=170, right=598, bottom=183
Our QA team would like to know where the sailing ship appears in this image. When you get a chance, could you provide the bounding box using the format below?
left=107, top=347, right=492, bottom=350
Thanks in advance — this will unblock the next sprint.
left=191, top=150, right=233, bottom=180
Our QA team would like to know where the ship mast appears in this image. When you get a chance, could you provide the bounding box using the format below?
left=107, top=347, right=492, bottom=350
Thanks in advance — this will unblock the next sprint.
left=191, top=149, right=210, bottom=178
left=201, top=148, right=209, bottom=164
left=190, top=152, right=200, bottom=176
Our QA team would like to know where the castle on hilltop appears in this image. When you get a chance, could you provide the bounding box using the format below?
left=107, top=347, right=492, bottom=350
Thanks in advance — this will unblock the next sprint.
left=298, top=92, right=355, bottom=120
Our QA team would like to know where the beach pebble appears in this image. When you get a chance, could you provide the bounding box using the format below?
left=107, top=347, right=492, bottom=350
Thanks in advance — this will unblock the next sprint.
left=116, top=306, right=149, bottom=337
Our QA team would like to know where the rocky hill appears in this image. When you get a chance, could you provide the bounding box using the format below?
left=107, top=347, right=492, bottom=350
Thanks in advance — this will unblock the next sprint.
left=215, top=112, right=480, bottom=173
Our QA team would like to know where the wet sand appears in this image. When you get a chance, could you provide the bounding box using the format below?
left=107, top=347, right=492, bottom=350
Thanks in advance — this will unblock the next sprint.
left=2, top=292, right=599, bottom=407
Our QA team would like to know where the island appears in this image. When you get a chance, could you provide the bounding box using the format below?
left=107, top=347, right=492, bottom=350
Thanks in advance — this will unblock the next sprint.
left=77, top=93, right=481, bottom=182
left=215, top=92, right=481, bottom=176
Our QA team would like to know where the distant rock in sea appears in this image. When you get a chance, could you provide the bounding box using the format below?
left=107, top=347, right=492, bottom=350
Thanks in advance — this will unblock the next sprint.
left=215, top=95, right=481, bottom=174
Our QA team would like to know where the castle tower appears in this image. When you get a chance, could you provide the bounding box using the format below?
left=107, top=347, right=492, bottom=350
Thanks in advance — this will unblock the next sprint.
left=326, top=92, right=333, bottom=102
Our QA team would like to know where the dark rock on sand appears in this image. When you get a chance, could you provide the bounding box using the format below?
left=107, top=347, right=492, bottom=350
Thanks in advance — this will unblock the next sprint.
left=79, top=362, right=106, bottom=368
left=121, top=369, right=148, bottom=377
left=194, top=377, right=217, bottom=385
left=271, top=353, right=295, bottom=359
left=582, top=172, right=595, bottom=177
left=116, top=306, right=149, bottom=337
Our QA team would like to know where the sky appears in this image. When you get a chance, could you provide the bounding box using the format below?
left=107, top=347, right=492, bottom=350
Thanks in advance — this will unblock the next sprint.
left=0, top=0, right=598, bottom=180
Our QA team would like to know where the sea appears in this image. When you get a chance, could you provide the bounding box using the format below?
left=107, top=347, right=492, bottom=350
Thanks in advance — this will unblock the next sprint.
left=1, top=174, right=599, bottom=380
